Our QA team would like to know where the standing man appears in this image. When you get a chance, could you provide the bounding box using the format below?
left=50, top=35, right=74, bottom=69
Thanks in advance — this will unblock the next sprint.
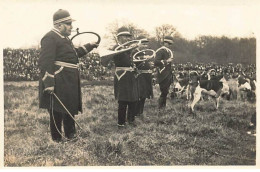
left=154, top=36, right=174, bottom=109
left=38, top=9, right=98, bottom=142
left=112, top=27, right=140, bottom=128
left=132, top=36, right=154, bottom=117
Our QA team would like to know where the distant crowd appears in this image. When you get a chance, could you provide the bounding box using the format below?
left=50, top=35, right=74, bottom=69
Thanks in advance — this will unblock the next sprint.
left=3, top=48, right=114, bottom=81
left=3, top=48, right=256, bottom=82
left=4, top=48, right=40, bottom=81
left=172, top=62, right=256, bottom=81
left=79, top=53, right=114, bottom=81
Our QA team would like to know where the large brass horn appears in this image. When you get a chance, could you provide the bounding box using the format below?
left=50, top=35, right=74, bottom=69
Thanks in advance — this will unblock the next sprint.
left=100, top=40, right=141, bottom=66
left=114, top=40, right=141, bottom=51
left=133, top=49, right=156, bottom=62
left=71, top=28, right=101, bottom=44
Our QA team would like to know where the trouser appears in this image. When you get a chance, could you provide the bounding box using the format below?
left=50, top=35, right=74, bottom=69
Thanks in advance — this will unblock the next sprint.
left=159, top=76, right=172, bottom=109
left=49, top=110, right=76, bottom=141
left=118, top=101, right=136, bottom=125
left=135, top=98, right=146, bottom=115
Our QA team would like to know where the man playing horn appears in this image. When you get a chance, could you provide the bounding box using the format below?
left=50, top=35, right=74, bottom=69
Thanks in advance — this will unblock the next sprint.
left=132, top=35, right=154, bottom=118
left=154, top=36, right=174, bottom=109
left=112, top=27, right=140, bottom=128
left=38, top=9, right=98, bottom=142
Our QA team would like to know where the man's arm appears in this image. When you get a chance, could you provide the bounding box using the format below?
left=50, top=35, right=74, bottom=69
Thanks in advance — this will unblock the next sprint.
left=76, top=43, right=99, bottom=57
left=154, top=49, right=167, bottom=68
left=39, top=36, right=56, bottom=92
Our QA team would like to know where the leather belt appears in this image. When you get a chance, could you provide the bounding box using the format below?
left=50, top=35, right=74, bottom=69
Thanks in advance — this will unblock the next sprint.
left=55, top=61, right=79, bottom=69
left=139, top=70, right=152, bottom=73
left=115, top=67, right=134, bottom=72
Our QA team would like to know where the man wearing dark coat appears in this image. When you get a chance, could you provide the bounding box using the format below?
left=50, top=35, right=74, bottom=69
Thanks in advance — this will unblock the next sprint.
left=38, top=9, right=98, bottom=142
left=112, top=27, right=140, bottom=128
left=154, top=36, right=174, bottom=109
left=132, top=36, right=154, bottom=117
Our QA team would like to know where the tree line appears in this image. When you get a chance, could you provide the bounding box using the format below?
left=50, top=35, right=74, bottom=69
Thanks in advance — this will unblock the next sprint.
left=105, top=21, right=256, bottom=65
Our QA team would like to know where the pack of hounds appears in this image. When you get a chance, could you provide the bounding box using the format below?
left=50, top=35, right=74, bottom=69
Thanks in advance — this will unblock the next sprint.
left=169, top=63, right=256, bottom=135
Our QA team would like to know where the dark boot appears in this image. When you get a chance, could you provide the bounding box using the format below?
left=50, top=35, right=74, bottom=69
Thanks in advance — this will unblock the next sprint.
left=127, top=101, right=136, bottom=125
left=139, top=98, right=145, bottom=115
left=49, top=110, right=62, bottom=142
left=118, top=101, right=127, bottom=126
left=63, top=113, right=76, bottom=140
left=159, top=97, right=166, bottom=109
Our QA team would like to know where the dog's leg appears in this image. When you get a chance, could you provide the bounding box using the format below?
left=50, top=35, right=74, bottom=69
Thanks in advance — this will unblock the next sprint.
left=186, top=85, right=190, bottom=100
left=214, top=97, right=220, bottom=109
left=190, top=86, right=201, bottom=114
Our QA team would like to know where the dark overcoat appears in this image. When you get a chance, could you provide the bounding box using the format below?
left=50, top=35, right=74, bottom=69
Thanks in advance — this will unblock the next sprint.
left=38, top=29, right=93, bottom=115
left=133, top=51, right=153, bottom=99
left=113, top=46, right=139, bottom=102
left=154, top=46, right=173, bottom=84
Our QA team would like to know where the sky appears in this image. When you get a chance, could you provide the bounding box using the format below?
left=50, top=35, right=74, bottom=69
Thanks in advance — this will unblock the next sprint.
left=1, top=0, right=260, bottom=49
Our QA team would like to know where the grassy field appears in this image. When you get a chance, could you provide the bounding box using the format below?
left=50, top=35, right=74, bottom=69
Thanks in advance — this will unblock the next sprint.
left=4, top=80, right=256, bottom=166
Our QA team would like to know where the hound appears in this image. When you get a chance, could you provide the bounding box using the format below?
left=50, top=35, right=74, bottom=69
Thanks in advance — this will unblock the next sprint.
left=188, top=71, right=229, bottom=113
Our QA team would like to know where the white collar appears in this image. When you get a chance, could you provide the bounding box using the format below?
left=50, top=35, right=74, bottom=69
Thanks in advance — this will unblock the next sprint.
left=52, top=28, right=65, bottom=38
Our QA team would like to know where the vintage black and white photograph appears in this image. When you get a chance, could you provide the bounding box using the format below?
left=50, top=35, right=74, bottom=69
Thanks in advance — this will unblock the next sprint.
left=1, top=0, right=259, bottom=167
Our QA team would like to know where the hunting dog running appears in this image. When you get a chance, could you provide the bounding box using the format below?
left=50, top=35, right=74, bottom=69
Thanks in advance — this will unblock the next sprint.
left=188, top=70, right=229, bottom=114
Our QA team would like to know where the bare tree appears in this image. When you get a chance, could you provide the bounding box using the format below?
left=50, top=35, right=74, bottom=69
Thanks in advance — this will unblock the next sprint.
left=105, top=20, right=150, bottom=45
left=105, top=20, right=120, bottom=44
left=155, top=24, right=181, bottom=43
left=126, top=23, right=149, bottom=39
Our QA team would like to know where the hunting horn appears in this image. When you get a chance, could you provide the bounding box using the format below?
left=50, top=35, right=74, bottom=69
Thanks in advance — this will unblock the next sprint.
left=100, top=39, right=142, bottom=66
left=133, top=49, right=156, bottom=62
left=71, top=28, right=101, bottom=44
left=114, top=40, right=141, bottom=51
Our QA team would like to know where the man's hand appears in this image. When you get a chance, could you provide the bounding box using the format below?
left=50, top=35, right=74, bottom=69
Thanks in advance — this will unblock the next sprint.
left=136, top=40, right=142, bottom=47
left=148, top=61, right=154, bottom=68
left=44, top=86, right=54, bottom=94
left=166, top=57, right=173, bottom=63
left=129, top=43, right=138, bottom=49
left=130, top=40, right=141, bottom=49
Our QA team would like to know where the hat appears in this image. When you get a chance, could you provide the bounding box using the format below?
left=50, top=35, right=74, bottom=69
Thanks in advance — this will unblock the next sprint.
left=136, top=35, right=149, bottom=43
left=116, top=27, right=132, bottom=37
left=53, top=9, right=75, bottom=25
left=164, top=36, right=174, bottom=44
